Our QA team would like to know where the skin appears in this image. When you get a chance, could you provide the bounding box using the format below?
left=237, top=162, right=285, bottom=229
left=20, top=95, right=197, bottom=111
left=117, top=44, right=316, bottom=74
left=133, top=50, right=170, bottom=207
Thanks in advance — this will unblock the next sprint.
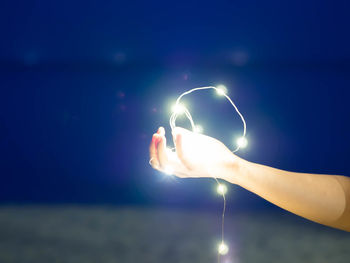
left=149, top=127, right=350, bottom=232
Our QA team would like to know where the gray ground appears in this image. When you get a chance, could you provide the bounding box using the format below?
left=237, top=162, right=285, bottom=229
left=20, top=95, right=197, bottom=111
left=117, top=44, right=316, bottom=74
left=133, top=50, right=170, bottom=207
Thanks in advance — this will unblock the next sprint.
left=0, top=206, right=349, bottom=263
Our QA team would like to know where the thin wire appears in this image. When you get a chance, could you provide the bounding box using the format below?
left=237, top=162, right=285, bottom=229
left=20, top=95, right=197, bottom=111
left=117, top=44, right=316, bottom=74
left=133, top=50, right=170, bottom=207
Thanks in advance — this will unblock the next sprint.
left=214, top=177, right=226, bottom=242
left=169, top=86, right=246, bottom=263
left=170, top=86, right=246, bottom=153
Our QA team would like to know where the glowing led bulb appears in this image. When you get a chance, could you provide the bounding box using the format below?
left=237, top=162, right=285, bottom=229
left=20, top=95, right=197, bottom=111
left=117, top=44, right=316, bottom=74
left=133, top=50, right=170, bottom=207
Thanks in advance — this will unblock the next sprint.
left=194, top=125, right=203, bottom=133
left=163, top=166, right=174, bottom=175
left=216, top=85, right=227, bottom=96
left=218, top=242, right=229, bottom=255
left=217, top=184, right=227, bottom=195
left=236, top=136, right=248, bottom=148
left=172, top=103, right=186, bottom=114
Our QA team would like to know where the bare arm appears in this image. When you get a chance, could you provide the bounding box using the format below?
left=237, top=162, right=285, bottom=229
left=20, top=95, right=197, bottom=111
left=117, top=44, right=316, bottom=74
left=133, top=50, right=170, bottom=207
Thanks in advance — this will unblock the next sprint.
left=228, top=158, right=350, bottom=231
left=149, top=127, right=350, bottom=231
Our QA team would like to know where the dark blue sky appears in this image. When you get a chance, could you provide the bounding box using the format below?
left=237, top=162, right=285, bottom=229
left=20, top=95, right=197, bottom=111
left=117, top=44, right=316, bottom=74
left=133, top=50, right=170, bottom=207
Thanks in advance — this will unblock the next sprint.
left=0, top=0, right=349, bottom=209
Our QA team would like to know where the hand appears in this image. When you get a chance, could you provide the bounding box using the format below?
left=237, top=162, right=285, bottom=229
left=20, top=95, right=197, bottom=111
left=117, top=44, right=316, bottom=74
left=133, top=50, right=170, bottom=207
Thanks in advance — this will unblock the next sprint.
left=149, top=126, right=240, bottom=180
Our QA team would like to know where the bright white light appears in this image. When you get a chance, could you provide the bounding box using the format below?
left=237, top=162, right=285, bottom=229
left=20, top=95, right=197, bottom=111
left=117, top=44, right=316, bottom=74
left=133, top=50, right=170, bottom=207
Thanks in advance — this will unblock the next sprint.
left=166, top=148, right=177, bottom=162
left=172, top=103, right=186, bottom=114
left=194, top=125, right=203, bottom=133
left=236, top=136, right=248, bottom=148
left=163, top=166, right=174, bottom=175
left=217, top=184, right=227, bottom=195
left=216, top=85, right=227, bottom=96
left=218, top=242, right=229, bottom=255
left=166, top=147, right=174, bottom=154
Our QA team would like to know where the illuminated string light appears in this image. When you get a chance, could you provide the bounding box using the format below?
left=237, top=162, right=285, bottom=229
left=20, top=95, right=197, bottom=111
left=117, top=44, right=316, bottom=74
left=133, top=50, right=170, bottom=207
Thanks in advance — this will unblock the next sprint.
left=218, top=242, right=229, bottom=255
left=194, top=124, right=203, bottom=133
left=236, top=136, right=248, bottom=148
left=216, top=84, right=227, bottom=96
left=165, top=86, right=247, bottom=262
left=172, top=103, right=186, bottom=114
left=169, top=86, right=246, bottom=152
left=217, top=184, right=227, bottom=195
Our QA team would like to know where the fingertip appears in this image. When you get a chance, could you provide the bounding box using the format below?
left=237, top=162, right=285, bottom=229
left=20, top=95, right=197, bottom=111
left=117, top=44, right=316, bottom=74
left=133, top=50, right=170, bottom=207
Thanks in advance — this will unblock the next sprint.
left=157, top=126, right=165, bottom=136
left=152, top=133, right=157, bottom=140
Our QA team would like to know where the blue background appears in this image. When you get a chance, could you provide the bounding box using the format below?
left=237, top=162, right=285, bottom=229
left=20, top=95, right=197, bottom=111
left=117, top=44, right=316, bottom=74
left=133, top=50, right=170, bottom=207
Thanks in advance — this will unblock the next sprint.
left=1, top=0, right=349, bottom=210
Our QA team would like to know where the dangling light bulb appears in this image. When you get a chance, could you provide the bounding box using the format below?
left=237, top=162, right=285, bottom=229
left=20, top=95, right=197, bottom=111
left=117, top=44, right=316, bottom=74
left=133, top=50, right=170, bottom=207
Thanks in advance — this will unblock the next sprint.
left=217, top=184, right=227, bottom=195
left=216, top=85, right=227, bottom=96
left=163, top=86, right=248, bottom=262
left=172, top=103, right=186, bottom=114
left=218, top=242, right=229, bottom=255
left=194, top=124, right=203, bottom=133
left=236, top=136, right=248, bottom=148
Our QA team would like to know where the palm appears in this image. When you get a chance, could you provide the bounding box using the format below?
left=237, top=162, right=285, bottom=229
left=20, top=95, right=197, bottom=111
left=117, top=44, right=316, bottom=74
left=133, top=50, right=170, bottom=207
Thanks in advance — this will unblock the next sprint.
left=150, top=127, right=236, bottom=179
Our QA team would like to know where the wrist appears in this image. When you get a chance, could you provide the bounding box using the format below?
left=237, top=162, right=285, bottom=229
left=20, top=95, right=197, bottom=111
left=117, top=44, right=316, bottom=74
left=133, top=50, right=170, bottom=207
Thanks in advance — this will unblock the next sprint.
left=219, top=154, right=248, bottom=185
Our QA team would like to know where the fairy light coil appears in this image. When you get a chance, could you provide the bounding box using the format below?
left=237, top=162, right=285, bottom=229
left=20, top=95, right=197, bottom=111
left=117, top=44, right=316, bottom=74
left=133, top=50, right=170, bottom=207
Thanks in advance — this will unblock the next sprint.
left=165, top=85, right=247, bottom=262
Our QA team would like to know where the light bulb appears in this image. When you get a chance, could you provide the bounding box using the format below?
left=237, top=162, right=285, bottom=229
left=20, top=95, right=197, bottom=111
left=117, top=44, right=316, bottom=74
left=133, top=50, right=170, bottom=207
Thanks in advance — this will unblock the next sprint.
left=216, top=85, right=227, bottom=96
left=218, top=242, right=229, bottom=255
left=172, top=103, right=186, bottom=114
left=236, top=136, right=248, bottom=148
left=194, top=125, right=203, bottom=133
left=217, top=184, right=227, bottom=195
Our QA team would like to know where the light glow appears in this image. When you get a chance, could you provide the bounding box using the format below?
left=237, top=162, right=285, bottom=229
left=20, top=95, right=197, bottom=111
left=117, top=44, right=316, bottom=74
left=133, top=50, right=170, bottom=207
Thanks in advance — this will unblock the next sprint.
left=194, top=125, right=203, bottom=133
left=236, top=136, right=248, bottom=148
left=172, top=103, right=186, bottom=114
left=217, top=184, right=227, bottom=195
left=163, top=166, right=174, bottom=175
left=164, top=85, right=247, bottom=263
left=218, top=242, right=229, bottom=255
left=216, top=85, right=227, bottom=96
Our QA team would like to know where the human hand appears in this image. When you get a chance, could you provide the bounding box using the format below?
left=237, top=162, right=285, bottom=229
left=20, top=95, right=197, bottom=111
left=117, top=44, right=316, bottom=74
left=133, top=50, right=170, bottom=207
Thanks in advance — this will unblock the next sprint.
left=149, top=127, right=240, bottom=181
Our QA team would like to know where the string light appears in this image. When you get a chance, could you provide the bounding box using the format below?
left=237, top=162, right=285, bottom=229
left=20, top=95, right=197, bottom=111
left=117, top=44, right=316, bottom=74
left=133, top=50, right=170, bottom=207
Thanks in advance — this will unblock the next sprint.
left=216, top=84, right=227, bottom=96
left=217, top=184, right=227, bottom=195
left=163, top=86, right=247, bottom=262
left=194, top=124, right=204, bottom=133
left=169, top=86, right=246, bottom=151
left=218, top=242, right=229, bottom=255
left=172, top=103, right=186, bottom=114
left=236, top=136, right=248, bottom=148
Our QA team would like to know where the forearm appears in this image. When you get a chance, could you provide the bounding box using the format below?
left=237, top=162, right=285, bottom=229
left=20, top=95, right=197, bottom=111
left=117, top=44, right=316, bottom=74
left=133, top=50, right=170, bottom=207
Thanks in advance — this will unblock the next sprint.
left=221, top=157, right=350, bottom=231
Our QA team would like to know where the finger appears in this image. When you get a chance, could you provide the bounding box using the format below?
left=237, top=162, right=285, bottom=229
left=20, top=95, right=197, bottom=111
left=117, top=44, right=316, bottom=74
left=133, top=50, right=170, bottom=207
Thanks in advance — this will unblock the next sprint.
left=149, top=133, right=160, bottom=169
left=157, top=126, right=165, bottom=136
left=173, top=132, right=194, bottom=171
left=157, top=135, right=169, bottom=170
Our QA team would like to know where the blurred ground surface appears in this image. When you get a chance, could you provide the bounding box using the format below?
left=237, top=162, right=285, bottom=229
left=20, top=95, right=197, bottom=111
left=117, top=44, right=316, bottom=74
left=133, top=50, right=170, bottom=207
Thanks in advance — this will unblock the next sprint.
left=0, top=206, right=349, bottom=263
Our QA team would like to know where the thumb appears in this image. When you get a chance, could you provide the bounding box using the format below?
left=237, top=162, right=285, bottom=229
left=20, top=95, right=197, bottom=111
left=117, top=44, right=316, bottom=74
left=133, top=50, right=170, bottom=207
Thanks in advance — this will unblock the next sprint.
left=172, top=129, right=194, bottom=171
